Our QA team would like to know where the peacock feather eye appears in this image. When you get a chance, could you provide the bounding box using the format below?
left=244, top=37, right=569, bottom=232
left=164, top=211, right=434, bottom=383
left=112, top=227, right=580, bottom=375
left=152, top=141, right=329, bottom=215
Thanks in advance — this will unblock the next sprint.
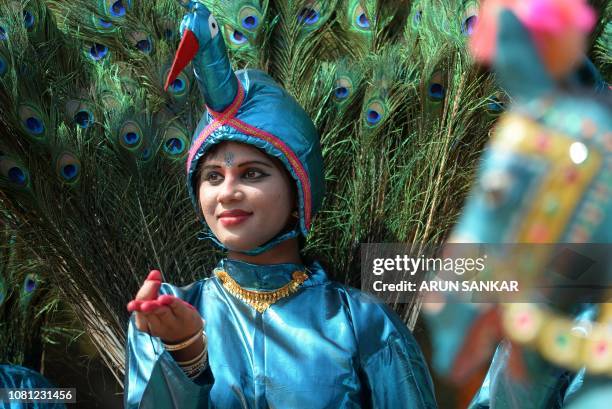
left=364, top=100, right=386, bottom=126
left=139, top=145, right=152, bottom=161
left=118, top=121, right=143, bottom=151
left=127, top=31, right=153, bottom=54
left=333, top=77, right=353, bottom=101
left=165, top=138, right=184, bottom=155
left=65, top=100, right=95, bottom=129
left=224, top=25, right=249, bottom=47
left=18, top=104, right=46, bottom=139
left=162, top=125, right=189, bottom=160
left=351, top=4, right=371, bottom=31
left=0, top=156, right=29, bottom=188
left=20, top=273, right=39, bottom=308
left=170, top=78, right=185, bottom=92
left=136, top=39, right=151, bottom=52
left=164, top=68, right=191, bottom=100
left=23, top=274, right=37, bottom=293
left=104, top=0, right=127, bottom=18
left=238, top=6, right=261, bottom=32
left=485, top=96, right=505, bottom=115
left=412, top=10, right=422, bottom=28
left=23, top=10, right=35, bottom=31
left=160, top=19, right=177, bottom=40
left=92, top=15, right=116, bottom=32
left=0, top=50, right=8, bottom=77
left=98, top=18, right=113, bottom=29
left=74, top=110, right=94, bottom=128
left=427, top=72, right=446, bottom=102
left=462, top=15, right=477, bottom=36
left=88, top=43, right=109, bottom=61
left=55, top=153, right=81, bottom=184
left=297, top=4, right=321, bottom=26
left=461, top=2, right=479, bottom=36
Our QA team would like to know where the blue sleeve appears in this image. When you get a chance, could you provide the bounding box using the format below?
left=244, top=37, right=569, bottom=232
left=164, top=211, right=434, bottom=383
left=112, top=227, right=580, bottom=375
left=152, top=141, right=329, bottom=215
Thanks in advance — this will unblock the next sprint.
left=343, top=288, right=438, bottom=408
left=124, top=280, right=215, bottom=409
left=361, top=334, right=439, bottom=408
left=124, top=315, right=214, bottom=409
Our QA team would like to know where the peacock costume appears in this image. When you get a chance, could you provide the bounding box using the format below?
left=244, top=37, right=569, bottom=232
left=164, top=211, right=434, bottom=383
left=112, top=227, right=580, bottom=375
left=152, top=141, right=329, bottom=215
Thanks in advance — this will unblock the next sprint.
left=125, top=2, right=437, bottom=408
left=425, top=3, right=612, bottom=409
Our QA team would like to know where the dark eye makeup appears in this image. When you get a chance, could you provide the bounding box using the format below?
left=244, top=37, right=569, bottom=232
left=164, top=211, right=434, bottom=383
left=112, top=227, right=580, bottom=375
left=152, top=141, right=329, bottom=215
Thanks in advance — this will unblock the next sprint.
left=203, top=168, right=270, bottom=185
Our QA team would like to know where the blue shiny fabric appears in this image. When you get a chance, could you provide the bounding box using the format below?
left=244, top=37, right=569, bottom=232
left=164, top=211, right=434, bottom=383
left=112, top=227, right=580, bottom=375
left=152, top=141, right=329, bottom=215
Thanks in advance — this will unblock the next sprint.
left=0, top=365, right=66, bottom=409
left=125, top=259, right=438, bottom=408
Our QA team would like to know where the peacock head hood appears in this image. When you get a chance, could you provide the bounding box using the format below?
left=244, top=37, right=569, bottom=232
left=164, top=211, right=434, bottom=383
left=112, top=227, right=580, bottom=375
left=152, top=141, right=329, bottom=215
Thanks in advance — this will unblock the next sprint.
left=167, top=1, right=325, bottom=255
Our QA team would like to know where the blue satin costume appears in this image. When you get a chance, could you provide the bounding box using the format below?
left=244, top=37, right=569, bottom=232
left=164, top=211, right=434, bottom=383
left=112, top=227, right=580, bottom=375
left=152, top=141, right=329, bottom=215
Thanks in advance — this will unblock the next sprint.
left=126, top=260, right=437, bottom=408
left=125, top=2, right=437, bottom=408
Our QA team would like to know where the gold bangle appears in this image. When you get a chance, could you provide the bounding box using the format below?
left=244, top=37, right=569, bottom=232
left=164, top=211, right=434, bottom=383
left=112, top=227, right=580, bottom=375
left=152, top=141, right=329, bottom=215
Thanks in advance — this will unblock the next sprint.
left=162, top=329, right=203, bottom=352
left=177, top=346, right=207, bottom=367
left=183, top=354, right=208, bottom=379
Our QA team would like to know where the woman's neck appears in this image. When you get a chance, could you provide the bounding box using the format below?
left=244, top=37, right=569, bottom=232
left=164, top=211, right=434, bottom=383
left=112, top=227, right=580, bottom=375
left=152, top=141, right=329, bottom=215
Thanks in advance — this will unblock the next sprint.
left=227, top=238, right=302, bottom=265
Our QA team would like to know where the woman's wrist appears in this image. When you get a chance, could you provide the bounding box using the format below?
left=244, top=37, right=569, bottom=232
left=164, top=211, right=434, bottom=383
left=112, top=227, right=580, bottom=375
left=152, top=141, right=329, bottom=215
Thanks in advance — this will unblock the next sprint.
left=162, top=328, right=203, bottom=351
left=166, top=332, right=206, bottom=361
left=168, top=333, right=208, bottom=379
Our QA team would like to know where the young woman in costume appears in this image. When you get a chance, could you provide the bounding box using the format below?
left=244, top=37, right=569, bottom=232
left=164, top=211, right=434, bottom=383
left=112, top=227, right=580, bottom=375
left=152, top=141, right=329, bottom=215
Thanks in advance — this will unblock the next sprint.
left=124, top=2, right=437, bottom=408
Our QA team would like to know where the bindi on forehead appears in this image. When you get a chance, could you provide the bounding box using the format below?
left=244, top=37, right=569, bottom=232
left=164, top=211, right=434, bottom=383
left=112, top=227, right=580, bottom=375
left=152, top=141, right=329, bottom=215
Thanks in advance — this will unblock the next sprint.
left=224, top=151, right=235, bottom=168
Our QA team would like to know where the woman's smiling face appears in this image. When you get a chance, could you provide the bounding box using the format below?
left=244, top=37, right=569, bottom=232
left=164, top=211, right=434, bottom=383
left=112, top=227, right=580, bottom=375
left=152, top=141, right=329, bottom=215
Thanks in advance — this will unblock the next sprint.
left=197, top=141, right=295, bottom=252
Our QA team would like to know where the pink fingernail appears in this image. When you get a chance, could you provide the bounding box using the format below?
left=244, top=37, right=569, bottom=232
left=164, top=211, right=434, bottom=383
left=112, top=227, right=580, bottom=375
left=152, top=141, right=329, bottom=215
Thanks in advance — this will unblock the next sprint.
left=127, top=299, right=144, bottom=312
left=127, top=300, right=139, bottom=312
left=158, top=295, right=174, bottom=305
left=146, top=270, right=162, bottom=282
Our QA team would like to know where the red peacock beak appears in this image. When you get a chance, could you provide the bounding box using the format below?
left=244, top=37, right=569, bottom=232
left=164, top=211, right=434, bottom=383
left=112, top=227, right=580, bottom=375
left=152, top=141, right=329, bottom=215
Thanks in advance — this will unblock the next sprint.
left=164, top=29, right=200, bottom=91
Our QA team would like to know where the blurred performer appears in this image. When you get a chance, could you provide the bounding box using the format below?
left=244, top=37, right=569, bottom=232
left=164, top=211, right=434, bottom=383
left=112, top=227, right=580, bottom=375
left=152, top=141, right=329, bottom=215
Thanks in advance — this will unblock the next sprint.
left=424, top=0, right=611, bottom=408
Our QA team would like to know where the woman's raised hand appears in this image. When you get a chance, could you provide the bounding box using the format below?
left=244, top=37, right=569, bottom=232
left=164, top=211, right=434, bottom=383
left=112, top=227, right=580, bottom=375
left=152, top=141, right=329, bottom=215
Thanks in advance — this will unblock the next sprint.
left=126, top=270, right=204, bottom=345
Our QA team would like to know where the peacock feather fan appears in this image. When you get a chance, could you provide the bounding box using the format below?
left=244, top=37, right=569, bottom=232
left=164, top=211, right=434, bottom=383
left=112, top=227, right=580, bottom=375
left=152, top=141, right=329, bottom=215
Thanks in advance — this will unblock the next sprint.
left=0, top=0, right=212, bottom=384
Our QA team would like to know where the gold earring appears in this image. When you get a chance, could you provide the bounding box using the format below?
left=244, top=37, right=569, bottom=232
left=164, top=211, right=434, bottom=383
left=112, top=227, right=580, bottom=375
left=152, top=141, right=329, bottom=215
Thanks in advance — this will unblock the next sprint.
left=291, top=210, right=299, bottom=218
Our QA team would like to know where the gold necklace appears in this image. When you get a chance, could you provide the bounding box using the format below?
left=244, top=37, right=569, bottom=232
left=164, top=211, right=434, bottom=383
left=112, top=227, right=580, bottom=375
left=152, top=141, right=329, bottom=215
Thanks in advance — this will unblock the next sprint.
left=215, top=269, right=309, bottom=313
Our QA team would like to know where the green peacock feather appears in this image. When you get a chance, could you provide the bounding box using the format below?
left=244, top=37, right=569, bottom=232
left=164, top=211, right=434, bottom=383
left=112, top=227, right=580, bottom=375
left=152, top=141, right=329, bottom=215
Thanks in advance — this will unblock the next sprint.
left=0, top=225, right=79, bottom=371
left=200, top=0, right=269, bottom=67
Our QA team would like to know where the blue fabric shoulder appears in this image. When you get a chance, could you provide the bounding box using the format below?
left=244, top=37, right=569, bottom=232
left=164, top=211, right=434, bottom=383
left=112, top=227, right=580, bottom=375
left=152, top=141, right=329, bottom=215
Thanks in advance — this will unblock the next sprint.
left=330, top=284, right=438, bottom=408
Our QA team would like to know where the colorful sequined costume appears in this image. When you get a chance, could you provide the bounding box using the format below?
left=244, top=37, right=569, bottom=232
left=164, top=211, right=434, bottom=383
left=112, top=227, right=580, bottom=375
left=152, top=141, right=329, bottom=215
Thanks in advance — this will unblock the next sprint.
left=436, top=5, right=611, bottom=409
